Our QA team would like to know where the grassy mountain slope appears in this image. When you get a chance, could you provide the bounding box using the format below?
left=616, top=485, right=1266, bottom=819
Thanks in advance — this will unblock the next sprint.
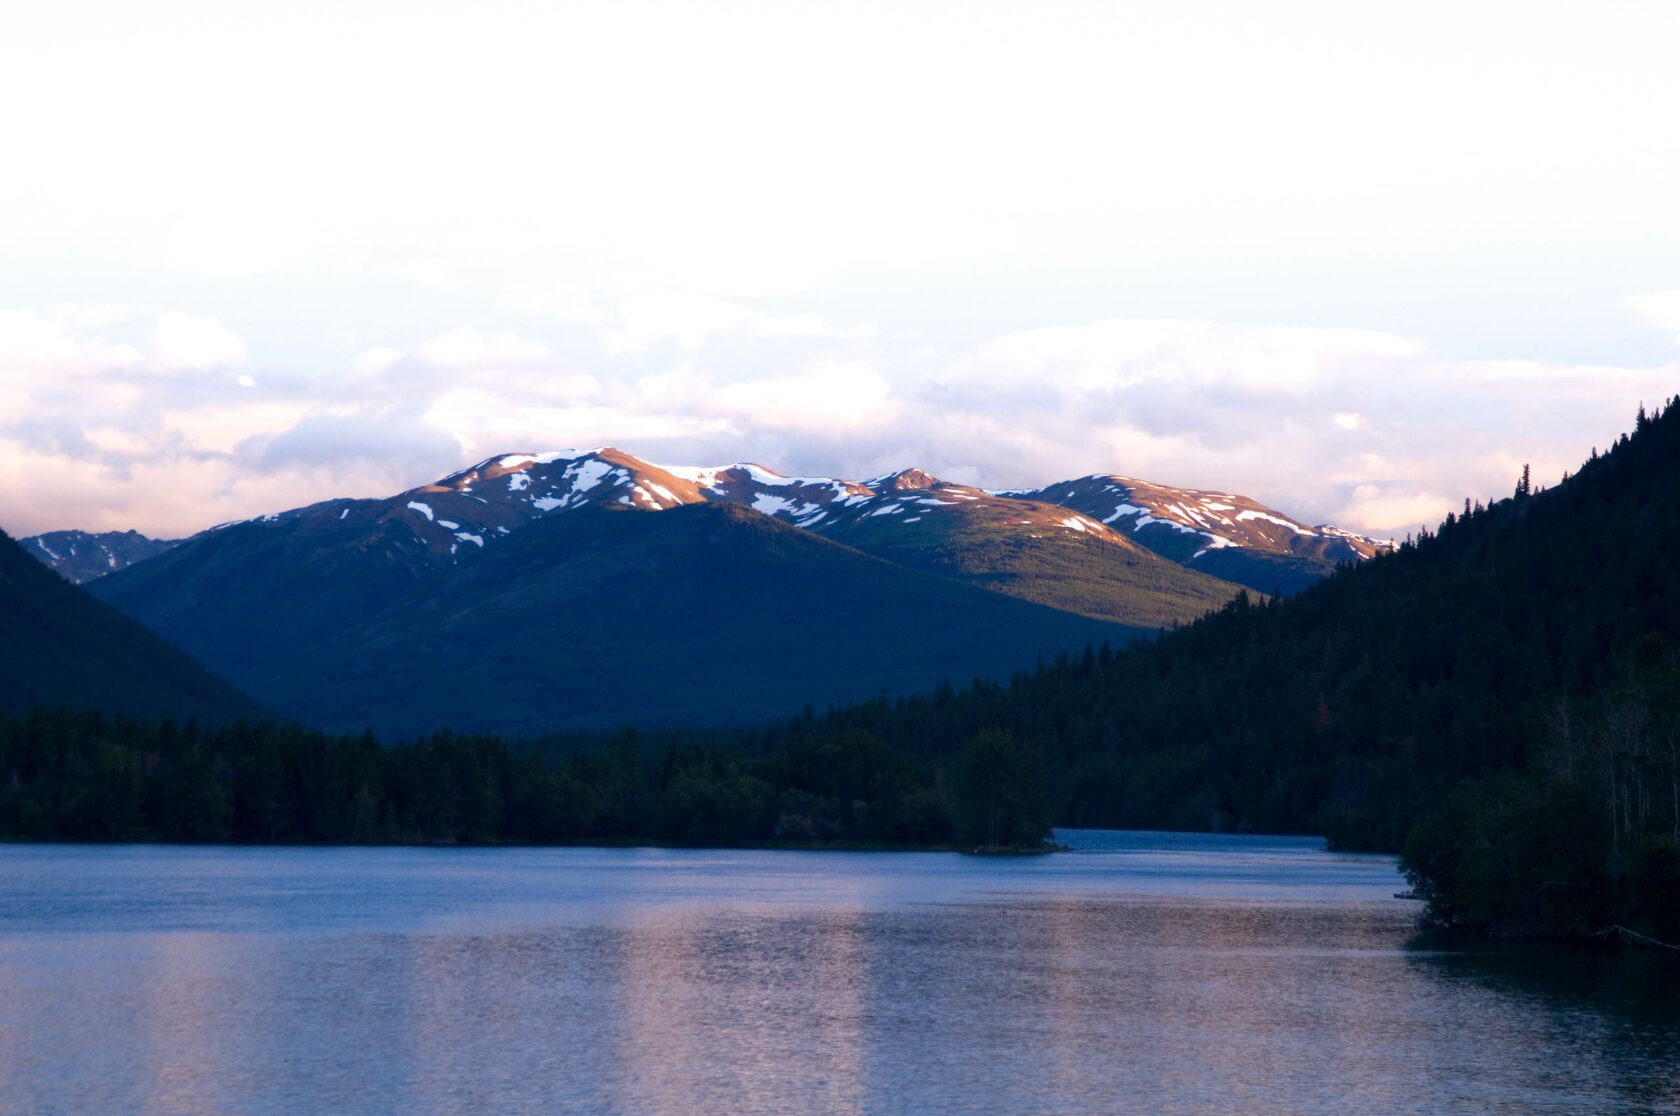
left=0, top=527, right=262, bottom=723
left=821, top=497, right=1252, bottom=626
left=1014, top=474, right=1387, bottom=596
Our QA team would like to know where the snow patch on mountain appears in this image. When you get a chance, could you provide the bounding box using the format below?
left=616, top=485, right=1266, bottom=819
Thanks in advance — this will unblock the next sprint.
left=751, top=494, right=806, bottom=517
left=565, top=458, right=615, bottom=495
left=658, top=464, right=727, bottom=489
left=1235, top=509, right=1311, bottom=535
left=1102, top=503, right=1148, bottom=524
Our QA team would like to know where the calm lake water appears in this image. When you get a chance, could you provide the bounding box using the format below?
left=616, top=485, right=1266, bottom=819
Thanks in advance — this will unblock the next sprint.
left=2, top=831, right=1677, bottom=1114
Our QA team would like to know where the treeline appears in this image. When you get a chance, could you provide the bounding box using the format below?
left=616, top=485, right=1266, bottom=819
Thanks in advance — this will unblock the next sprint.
left=0, top=707, right=1050, bottom=850
left=1402, top=637, right=1680, bottom=943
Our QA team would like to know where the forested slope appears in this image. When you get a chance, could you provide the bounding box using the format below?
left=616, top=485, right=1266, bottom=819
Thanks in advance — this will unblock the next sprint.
left=767, top=399, right=1680, bottom=940
left=0, top=527, right=263, bottom=724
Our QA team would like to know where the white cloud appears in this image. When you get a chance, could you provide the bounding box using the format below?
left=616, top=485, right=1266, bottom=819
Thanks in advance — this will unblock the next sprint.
left=0, top=307, right=143, bottom=375
left=351, top=346, right=405, bottom=376
left=943, top=321, right=1424, bottom=422
left=149, top=312, right=248, bottom=370
left=1626, top=291, right=1680, bottom=347
left=160, top=402, right=315, bottom=456
left=710, top=361, right=898, bottom=434
left=413, top=326, right=552, bottom=368
left=420, top=389, right=730, bottom=461
left=509, top=284, right=876, bottom=355
left=2, top=292, right=1676, bottom=547
left=246, top=407, right=462, bottom=474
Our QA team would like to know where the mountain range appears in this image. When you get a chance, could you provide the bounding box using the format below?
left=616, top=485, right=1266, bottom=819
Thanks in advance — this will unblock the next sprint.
left=19, top=448, right=1385, bottom=739
left=27, top=449, right=1384, bottom=594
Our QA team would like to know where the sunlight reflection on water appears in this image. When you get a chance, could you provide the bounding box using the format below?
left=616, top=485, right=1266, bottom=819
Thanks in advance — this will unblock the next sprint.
left=1, top=833, right=1675, bottom=1114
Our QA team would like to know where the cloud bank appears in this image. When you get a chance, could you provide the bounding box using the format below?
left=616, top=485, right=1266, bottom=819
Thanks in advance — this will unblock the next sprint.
left=2, top=298, right=1673, bottom=542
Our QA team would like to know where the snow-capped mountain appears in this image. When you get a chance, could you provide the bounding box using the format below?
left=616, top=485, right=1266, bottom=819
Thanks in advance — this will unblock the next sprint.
left=1011, top=474, right=1387, bottom=563
left=359, top=446, right=1388, bottom=598
left=23, top=446, right=1385, bottom=599
left=339, top=445, right=1363, bottom=568
left=62, top=447, right=1392, bottom=737
left=1008, top=475, right=1390, bottom=596
left=21, top=529, right=179, bottom=584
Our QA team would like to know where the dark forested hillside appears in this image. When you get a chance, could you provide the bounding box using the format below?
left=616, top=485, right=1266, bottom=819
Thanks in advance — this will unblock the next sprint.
left=773, top=399, right=1680, bottom=940
left=0, top=707, right=1054, bottom=851
left=0, top=527, right=263, bottom=725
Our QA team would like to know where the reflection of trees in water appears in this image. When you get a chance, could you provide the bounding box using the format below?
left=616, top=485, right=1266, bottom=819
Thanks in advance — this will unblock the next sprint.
left=1404, top=934, right=1680, bottom=1110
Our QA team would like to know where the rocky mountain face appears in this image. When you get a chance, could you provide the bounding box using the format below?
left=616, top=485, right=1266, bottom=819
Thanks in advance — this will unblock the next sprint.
left=20, top=529, right=179, bottom=584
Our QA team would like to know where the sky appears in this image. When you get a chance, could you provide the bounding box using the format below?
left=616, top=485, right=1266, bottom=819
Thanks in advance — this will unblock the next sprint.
left=3, top=0, right=1679, bottom=541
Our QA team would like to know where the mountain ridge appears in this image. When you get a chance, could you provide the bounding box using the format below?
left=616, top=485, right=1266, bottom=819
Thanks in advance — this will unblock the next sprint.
left=24, top=447, right=1389, bottom=600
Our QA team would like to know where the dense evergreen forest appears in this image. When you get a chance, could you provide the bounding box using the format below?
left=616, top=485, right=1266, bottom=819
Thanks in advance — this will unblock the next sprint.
left=8, top=400, right=1680, bottom=943
left=0, top=707, right=1049, bottom=852
left=775, top=398, right=1680, bottom=942
left=0, top=527, right=262, bottom=725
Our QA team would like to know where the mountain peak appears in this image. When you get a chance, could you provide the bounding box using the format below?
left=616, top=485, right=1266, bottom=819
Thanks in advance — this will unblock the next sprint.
left=876, top=468, right=940, bottom=492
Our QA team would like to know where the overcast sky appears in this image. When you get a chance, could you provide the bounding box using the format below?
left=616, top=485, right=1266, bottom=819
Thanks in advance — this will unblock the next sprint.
left=4, top=0, right=1679, bottom=540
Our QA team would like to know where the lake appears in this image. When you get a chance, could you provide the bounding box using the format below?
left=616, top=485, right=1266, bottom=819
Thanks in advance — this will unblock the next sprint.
left=2, top=831, right=1677, bottom=1114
